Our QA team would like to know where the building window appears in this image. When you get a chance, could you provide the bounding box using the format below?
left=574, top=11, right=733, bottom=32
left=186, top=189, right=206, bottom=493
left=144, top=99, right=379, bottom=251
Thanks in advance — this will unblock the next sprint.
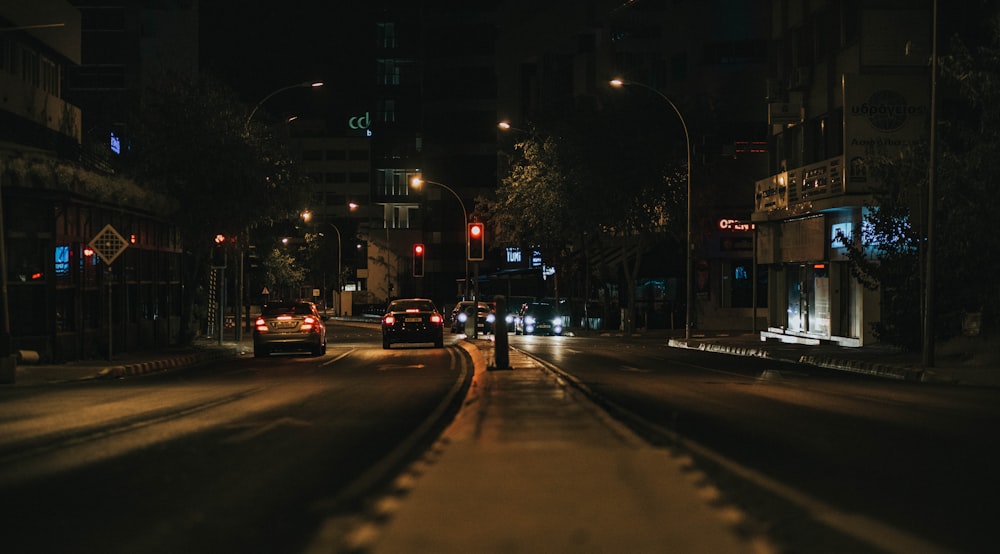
left=376, top=169, right=417, bottom=196
left=377, top=22, right=396, bottom=48
left=379, top=99, right=396, bottom=123
left=377, top=59, right=400, bottom=85
left=380, top=204, right=417, bottom=229
left=722, top=260, right=768, bottom=309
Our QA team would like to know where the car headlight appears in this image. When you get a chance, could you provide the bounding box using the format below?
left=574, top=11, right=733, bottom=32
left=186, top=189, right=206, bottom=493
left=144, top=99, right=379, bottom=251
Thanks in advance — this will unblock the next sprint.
left=486, top=313, right=496, bottom=323
left=457, top=312, right=468, bottom=323
left=505, top=314, right=514, bottom=324
left=525, top=316, right=536, bottom=325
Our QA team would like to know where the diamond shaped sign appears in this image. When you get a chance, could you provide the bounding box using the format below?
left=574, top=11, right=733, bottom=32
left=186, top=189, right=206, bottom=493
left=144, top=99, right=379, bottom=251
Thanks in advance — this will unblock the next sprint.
left=89, top=224, right=129, bottom=266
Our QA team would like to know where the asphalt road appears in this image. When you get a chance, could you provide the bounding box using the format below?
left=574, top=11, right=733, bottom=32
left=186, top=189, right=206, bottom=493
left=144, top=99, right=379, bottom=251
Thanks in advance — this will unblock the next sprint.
left=0, top=325, right=471, bottom=554
left=510, top=333, right=1000, bottom=554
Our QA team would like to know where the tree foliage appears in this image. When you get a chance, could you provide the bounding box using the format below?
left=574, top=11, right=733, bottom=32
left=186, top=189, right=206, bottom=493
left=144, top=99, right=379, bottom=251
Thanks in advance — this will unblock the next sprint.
left=484, top=95, right=686, bottom=331
left=262, top=247, right=306, bottom=300
left=120, top=70, right=308, bottom=342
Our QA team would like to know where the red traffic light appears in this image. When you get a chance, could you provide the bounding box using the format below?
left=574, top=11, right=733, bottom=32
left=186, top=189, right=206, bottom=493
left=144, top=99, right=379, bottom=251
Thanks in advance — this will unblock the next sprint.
left=413, top=243, right=425, bottom=277
left=468, top=223, right=485, bottom=261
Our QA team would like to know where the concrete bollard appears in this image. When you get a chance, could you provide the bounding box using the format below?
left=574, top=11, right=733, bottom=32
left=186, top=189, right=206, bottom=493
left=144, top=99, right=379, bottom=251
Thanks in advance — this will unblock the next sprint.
left=492, top=296, right=510, bottom=370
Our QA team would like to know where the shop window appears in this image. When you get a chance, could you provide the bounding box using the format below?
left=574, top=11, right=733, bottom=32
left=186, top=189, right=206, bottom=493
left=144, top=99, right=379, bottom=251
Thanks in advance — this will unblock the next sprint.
left=723, top=260, right=768, bottom=308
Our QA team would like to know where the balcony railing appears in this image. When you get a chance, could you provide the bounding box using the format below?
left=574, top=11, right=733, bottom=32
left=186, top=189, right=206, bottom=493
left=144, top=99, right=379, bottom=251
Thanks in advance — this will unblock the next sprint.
left=754, top=156, right=850, bottom=219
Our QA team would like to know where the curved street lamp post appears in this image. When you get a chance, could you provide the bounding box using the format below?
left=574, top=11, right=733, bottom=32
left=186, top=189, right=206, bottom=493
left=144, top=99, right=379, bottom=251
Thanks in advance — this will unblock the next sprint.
left=410, top=177, right=469, bottom=299
left=302, top=211, right=342, bottom=317
left=234, top=81, right=324, bottom=338
left=246, top=81, right=324, bottom=130
left=610, top=79, right=693, bottom=339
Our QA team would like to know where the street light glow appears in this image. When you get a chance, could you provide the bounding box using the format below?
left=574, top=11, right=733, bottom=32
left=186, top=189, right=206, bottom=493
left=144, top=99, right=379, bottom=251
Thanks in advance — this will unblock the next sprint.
left=611, top=77, right=694, bottom=340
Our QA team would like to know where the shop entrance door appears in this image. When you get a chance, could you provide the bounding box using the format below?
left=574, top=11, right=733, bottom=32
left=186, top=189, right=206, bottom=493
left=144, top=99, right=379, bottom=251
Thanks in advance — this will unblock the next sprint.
left=786, top=264, right=830, bottom=336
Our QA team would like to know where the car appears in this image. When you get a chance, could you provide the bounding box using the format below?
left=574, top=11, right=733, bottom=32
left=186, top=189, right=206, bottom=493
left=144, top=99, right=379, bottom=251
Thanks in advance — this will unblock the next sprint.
left=449, top=301, right=495, bottom=334
left=253, top=300, right=327, bottom=357
left=382, top=298, right=445, bottom=348
left=514, top=302, right=563, bottom=335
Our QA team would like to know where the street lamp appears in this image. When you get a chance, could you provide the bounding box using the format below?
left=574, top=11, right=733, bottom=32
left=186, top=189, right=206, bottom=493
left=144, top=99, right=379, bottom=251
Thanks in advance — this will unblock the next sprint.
left=497, top=120, right=525, bottom=133
left=302, top=210, right=342, bottom=317
left=610, top=78, right=693, bottom=339
left=246, top=81, right=324, bottom=129
left=410, top=177, right=470, bottom=298
left=236, top=80, right=324, bottom=335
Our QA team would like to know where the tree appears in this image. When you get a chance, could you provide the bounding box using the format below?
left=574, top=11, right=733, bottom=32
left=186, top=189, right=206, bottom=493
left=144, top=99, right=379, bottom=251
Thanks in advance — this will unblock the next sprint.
left=121, top=70, right=308, bottom=343
left=262, top=247, right=307, bottom=302
left=486, top=96, right=685, bottom=332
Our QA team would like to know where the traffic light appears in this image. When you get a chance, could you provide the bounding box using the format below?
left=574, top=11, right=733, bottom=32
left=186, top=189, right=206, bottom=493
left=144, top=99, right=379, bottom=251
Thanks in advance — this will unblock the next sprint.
left=412, top=243, right=425, bottom=277
left=468, top=222, right=484, bottom=261
left=211, top=234, right=226, bottom=268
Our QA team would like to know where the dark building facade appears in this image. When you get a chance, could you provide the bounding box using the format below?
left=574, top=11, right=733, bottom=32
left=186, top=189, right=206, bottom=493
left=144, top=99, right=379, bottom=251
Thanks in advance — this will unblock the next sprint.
left=1, top=1, right=187, bottom=365
left=753, top=0, right=934, bottom=346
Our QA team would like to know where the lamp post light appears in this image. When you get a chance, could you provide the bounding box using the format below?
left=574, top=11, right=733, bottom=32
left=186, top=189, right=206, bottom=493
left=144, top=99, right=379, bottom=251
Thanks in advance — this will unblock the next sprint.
left=302, top=210, right=343, bottom=317
left=410, top=177, right=470, bottom=299
left=497, top=120, right=522, bottom=132
left=235, top=81, right=323, bottom=337
left=610, top=78, right=693, bottom=339
left=246, top=81, right=324, bottom=129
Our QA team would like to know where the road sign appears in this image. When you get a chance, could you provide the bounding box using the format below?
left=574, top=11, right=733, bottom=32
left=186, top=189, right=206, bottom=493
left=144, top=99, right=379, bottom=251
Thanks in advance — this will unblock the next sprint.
left=89, top=224, right=129, bottom=266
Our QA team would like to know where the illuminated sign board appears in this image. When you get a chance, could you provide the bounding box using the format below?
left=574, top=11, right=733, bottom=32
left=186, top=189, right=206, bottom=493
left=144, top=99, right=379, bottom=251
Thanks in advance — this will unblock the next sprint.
left=349, top=112, right=372, bottom=136
left=718, top=219, right=754, bottom=232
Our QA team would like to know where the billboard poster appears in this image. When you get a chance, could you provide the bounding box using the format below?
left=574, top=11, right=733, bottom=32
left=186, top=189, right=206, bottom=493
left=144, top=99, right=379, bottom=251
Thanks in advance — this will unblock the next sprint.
left=843, top=74, right=929, bottom=192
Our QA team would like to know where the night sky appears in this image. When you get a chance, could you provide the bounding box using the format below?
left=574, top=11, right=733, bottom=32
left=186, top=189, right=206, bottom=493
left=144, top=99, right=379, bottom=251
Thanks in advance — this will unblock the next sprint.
left=198, top=1, right=374, bottom=119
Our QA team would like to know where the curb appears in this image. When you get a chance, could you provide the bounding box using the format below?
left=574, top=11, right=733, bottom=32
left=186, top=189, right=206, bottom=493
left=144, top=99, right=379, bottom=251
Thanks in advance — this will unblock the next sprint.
left=797, top=354, right=924, bottom=382
left=668, top=338, right=772, bottom=359
left=668, top=338, right=927, bottom=383
left=96, top=347, right=240, bottom=379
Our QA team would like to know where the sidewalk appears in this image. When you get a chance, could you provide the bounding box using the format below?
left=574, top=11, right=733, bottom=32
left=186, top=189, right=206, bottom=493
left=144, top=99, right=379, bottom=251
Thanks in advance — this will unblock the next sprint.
left=346, top=338, right=771, bottom=553
left=6, top=337, right=250, bottom=386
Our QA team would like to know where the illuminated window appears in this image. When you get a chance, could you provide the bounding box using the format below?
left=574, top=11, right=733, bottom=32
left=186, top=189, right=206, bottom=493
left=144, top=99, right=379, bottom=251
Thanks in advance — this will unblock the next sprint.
left=55, top=245, right=70, bottom=276
left=379, top=98, right=396, bottom=123
left=376, top=22, right=396, bottom=48
left=377, top=59, right=400, bottom=85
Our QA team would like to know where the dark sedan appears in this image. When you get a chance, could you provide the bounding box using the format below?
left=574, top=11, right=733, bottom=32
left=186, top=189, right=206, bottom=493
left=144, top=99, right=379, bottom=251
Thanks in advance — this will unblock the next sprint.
left=514, top=302, right=563, bottom=335
left=252, top=300, right=327, bottom=357
left=382, top=298, right=445, bottom=349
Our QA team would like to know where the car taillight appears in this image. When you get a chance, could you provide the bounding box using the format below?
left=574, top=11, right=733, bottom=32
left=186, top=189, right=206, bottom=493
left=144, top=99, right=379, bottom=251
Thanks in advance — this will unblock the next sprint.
left=301, top=316, right=315, bottom=331
left=254, top=317, right=268, bottom=332
left=384, top=314, right=396, bottom=325
left=430, top=314, right=443, bottom=324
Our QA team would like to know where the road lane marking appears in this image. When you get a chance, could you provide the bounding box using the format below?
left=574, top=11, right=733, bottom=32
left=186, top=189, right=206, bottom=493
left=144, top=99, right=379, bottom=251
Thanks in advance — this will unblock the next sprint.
left=321, top=348, right=355, bottom=366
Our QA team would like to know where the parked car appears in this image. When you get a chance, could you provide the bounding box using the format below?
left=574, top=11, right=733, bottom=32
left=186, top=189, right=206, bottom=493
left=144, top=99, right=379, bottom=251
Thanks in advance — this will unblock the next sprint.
left=382, top=298, right=445, bottom=348
left=449, top=301, right=495, bottom=334
left=514, top=302, right=563, bottom=335
left=253, top=300, right=327, bottom=357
